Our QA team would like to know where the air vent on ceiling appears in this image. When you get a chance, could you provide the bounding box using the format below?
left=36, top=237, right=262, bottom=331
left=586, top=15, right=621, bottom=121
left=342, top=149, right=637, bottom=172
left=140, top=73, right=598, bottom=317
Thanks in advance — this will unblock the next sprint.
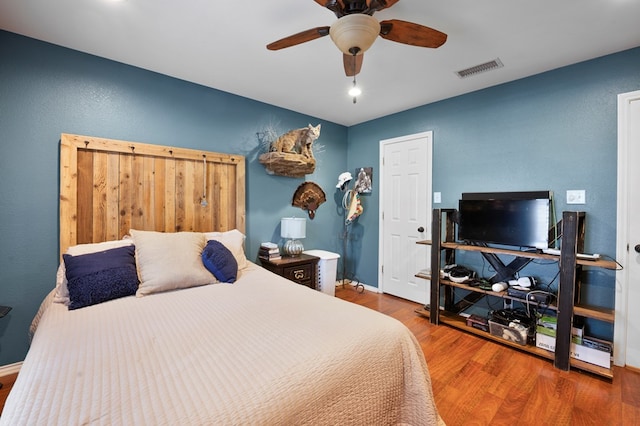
left=455, top=58, right=503, bottom=79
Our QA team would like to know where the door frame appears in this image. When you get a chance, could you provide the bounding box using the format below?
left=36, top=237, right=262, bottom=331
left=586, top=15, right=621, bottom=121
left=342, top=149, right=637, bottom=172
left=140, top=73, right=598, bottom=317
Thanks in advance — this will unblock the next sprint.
left=378, top=131, right=433, bottom=295
left=614, top=89, right=640, bottom=367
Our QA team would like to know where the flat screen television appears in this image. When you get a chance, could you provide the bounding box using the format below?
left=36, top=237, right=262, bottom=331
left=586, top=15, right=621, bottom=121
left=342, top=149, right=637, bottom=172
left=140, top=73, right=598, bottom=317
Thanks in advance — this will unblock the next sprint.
left=457, top=191, right=552, bottom=249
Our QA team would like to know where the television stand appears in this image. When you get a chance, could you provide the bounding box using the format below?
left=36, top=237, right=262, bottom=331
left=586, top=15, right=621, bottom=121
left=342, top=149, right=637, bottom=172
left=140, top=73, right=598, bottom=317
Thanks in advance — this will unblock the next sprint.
left=419, top=209, right=617, bottom=379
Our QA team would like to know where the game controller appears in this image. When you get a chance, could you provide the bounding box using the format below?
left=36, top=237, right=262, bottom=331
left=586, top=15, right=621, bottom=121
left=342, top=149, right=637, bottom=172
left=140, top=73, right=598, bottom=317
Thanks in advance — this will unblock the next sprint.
left=508, top=277, right=536, bottom=288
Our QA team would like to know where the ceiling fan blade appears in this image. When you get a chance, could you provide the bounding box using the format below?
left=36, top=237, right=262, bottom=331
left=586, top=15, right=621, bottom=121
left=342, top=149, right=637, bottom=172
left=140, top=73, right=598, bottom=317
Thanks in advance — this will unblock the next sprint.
left=267, top=26, right=330, bottom=50
left=314, top=0, right=344, bottom=7
left=313, top=0, right=344, bottom=6
left=379, top=19, right=447, bottom=48
left=343, top=53, right=363, bottom=77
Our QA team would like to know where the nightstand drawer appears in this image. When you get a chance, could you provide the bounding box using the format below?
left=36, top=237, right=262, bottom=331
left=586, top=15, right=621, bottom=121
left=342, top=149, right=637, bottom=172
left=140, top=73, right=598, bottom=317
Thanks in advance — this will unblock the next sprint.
left=259, top=253, right=319, bottom=290
left=282, top=264, right=313, bottom=283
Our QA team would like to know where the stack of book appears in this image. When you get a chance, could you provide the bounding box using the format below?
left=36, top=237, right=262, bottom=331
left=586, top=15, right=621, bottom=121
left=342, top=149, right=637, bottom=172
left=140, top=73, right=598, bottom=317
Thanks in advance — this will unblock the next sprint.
left=259, top=242, right=281, bottom=261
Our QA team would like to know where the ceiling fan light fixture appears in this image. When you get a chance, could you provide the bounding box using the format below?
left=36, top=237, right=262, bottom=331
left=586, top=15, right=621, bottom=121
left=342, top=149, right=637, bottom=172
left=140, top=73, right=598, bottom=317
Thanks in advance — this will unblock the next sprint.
left=329, top=14, right=381, bottom=55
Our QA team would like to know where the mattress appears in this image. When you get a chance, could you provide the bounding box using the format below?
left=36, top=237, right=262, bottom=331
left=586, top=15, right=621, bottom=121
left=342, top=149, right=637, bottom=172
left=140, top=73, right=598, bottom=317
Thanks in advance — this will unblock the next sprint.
left=2, top=263, right=441, bottom=425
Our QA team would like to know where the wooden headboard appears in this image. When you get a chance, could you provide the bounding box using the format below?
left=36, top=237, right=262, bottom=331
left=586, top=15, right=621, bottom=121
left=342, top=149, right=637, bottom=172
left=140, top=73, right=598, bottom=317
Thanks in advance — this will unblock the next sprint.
left=59, top=134, right=245, bottom=255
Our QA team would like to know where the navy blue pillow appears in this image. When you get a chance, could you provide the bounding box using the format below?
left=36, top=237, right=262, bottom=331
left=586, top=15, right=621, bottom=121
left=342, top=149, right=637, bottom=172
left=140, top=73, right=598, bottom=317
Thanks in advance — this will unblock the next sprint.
left=63, top=245, right=139, bottom=310
left=202, top=240, right=238, bottom=283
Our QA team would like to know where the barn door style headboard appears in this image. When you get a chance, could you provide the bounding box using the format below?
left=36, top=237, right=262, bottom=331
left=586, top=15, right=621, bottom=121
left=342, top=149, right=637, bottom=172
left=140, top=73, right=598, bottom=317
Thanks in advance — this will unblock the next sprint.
left=59, top=134, right=245, bottom=255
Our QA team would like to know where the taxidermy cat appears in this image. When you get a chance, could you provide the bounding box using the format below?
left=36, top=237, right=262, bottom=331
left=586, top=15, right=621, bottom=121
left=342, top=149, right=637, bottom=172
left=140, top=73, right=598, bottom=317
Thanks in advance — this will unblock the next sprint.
left=269, top=124, right=320, bottom=159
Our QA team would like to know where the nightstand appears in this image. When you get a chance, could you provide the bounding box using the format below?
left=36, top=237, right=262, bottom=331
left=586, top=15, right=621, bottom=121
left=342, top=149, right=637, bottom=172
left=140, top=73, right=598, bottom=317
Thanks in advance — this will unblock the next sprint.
left=259, top=254, right=319, bottom=289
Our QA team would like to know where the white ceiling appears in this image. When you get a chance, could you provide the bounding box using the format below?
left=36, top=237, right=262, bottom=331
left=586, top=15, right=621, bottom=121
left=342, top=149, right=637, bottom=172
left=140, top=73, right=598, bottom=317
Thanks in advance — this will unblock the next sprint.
left=1, top=0, right=639, bottom=126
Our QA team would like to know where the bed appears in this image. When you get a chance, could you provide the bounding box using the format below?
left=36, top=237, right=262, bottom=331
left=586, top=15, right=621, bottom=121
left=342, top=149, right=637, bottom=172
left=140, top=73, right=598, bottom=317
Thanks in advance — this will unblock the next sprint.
left=1, top=135, right=442, bottom=425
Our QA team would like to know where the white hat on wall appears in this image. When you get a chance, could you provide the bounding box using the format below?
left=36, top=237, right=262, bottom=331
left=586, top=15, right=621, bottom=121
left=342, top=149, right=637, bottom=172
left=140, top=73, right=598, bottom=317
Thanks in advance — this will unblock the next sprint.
left=336, top=172, right=353, bottom=189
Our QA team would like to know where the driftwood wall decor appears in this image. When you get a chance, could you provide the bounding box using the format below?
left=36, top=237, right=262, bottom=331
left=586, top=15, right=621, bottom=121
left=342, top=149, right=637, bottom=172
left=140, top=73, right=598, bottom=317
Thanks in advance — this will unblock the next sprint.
left=259, top=153, right=316, bottom=177
left=259, top=124, right=320, bottom=177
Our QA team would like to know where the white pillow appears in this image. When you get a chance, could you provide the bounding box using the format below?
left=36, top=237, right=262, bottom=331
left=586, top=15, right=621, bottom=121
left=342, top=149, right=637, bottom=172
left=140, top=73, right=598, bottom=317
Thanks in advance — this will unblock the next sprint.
left=204, top=229, right=249, bottom=270
left=54, top=239, right=134, bottom=305
left=131, top=230, right=216, bottom=297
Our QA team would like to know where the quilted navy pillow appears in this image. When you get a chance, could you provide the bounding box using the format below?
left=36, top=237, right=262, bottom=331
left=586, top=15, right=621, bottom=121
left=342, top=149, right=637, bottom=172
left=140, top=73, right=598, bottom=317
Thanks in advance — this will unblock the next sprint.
left=202, top=240, right=238, bottom=283
left=63, top=245, right=139, bottom=310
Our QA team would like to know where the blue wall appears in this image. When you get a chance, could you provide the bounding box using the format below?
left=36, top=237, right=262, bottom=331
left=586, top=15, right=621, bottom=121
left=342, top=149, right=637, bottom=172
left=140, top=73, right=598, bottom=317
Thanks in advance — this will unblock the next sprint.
left=0, top=30, right=348, bottom=365
left=345, top=47, right=640, bottom=338
left=1, top=28, right=639, bottom=364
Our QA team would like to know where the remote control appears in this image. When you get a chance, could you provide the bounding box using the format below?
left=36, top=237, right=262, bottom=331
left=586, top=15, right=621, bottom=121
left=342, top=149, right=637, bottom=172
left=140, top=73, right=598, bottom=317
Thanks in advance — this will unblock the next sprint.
left=542, top=248, right=561, bottom=255
left=542, top=248, right=600, bottom=260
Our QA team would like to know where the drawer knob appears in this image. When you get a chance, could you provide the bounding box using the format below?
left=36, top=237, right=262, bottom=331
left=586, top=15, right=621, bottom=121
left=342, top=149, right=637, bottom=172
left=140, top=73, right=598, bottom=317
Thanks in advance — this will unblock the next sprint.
left=294, top=270, right=305, bottom=280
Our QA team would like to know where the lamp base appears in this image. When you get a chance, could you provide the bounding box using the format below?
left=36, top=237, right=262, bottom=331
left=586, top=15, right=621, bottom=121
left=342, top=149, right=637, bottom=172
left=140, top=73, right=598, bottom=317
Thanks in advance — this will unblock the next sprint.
left=283, top=239, right=304, bottom=257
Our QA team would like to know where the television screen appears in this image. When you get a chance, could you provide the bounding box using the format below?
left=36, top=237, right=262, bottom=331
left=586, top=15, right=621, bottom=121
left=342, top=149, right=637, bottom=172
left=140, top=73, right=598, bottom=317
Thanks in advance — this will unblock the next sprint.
left=458, top=192, right=551, bottom=249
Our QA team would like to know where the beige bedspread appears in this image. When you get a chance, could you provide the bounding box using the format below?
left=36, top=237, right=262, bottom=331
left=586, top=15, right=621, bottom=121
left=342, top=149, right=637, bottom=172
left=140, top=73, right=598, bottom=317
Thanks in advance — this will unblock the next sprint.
left=2, top=263, right=441, bottom=425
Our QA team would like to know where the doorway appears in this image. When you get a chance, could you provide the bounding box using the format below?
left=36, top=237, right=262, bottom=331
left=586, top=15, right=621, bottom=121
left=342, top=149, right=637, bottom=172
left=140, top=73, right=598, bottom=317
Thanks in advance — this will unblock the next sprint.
left=379, top=131, right=433, bottom=303
left=615, top=89, right=640, bottom=368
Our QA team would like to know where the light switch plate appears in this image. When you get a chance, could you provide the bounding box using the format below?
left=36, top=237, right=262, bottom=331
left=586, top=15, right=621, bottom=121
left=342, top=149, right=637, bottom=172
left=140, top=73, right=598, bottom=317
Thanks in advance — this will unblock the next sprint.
left=433, top=192, right=441, bottom=203
left=566, top=190, right=586, bottom=204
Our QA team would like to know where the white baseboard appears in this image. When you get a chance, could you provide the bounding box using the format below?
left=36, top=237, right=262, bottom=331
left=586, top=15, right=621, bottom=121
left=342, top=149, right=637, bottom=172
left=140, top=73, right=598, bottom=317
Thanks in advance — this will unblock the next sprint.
left=0, top=361, right=22, bottom=377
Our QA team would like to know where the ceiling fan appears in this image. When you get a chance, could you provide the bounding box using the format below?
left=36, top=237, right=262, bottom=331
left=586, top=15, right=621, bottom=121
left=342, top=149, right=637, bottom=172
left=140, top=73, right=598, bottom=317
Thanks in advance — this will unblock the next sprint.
left=266, top=0, right=447, bottom=77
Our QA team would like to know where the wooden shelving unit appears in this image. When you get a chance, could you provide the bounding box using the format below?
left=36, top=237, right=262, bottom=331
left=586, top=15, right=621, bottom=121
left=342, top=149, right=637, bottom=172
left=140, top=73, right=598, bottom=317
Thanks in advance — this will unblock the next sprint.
left=419, top=209, right=616, bottom=379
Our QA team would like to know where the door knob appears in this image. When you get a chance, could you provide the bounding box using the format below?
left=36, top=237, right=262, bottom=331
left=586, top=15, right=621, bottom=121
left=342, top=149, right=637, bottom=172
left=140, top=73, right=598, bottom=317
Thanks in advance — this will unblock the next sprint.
left=635, top=244, right=640, bottom=253
left=418, top=226, right=425, bottom=233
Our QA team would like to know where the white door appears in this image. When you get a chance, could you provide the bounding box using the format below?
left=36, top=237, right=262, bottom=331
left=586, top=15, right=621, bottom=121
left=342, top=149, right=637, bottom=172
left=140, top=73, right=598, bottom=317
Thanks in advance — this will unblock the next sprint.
left=615, top=90, right=640, bottom=368
left=379, top=131, right=432, bottom=303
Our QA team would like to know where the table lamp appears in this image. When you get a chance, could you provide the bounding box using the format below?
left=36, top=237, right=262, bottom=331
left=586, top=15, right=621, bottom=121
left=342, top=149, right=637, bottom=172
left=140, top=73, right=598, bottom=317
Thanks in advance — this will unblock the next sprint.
left=281, top=217, right=306, bottom=256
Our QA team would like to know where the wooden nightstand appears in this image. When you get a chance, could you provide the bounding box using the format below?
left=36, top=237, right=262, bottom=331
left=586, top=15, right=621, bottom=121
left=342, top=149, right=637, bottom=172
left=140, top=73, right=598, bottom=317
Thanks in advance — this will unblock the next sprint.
left=259, top=254, right=319, bottom=289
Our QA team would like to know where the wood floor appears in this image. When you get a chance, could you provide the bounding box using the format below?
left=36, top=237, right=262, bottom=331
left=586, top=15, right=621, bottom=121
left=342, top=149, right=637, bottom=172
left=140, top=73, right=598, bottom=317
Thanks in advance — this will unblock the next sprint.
left=0, top=373, right=18, bottom=414
left=1, top=287, right=638, bottom=424
left=335, top=285, right=640, bottom=426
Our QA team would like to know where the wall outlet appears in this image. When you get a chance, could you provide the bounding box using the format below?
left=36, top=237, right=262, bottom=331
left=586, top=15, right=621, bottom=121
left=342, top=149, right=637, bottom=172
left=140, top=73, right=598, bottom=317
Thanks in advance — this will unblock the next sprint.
left=567, top=190, right=586, bottom=204
left=434, top=192, right=442, bottom=203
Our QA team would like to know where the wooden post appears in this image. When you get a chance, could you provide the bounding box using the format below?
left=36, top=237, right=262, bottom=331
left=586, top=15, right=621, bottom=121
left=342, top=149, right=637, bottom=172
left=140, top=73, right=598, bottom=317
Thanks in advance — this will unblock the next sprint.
left=430, top=209, right=442, bottom=325
left=555, top=211, right=582, bottom=371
